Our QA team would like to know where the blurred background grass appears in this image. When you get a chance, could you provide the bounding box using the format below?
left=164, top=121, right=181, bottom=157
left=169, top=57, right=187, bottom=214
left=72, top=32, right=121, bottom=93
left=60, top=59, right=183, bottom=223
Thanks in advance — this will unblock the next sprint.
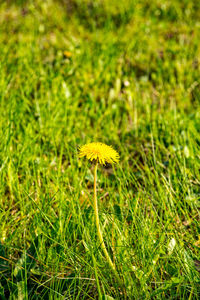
left=0, top=0, right=200, bottom=299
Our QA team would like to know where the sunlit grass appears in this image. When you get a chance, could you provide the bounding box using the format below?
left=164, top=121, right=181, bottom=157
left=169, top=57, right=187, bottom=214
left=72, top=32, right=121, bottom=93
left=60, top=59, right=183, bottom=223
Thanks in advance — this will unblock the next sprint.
left=0, top=0, right=199, bottom=299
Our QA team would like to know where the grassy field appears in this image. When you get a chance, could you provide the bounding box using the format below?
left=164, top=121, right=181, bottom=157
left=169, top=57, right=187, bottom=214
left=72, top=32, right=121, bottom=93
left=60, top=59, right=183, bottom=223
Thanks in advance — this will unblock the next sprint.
left=0, top=0, right=200, bottom=299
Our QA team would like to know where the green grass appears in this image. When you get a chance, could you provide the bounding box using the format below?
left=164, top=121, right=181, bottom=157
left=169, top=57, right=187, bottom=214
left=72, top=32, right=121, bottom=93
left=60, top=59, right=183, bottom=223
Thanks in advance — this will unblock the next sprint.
left=0, top=0, right=200, bottom=298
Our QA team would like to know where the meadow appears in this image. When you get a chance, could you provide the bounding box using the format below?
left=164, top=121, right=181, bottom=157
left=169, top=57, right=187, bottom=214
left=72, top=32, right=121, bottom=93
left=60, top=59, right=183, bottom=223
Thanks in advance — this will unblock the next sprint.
left=0, top=0, right=200, bottom=299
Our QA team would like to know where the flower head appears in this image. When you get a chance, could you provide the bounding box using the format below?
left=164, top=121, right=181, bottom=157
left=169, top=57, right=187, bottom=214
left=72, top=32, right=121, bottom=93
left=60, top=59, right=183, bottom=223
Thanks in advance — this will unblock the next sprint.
left=79, top=142, right=119, bottom=165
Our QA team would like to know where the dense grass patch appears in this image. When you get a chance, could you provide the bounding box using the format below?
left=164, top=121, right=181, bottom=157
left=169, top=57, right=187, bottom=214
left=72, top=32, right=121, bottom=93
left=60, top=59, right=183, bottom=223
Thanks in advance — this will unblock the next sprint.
left=0, top=0, right=199, bottom=298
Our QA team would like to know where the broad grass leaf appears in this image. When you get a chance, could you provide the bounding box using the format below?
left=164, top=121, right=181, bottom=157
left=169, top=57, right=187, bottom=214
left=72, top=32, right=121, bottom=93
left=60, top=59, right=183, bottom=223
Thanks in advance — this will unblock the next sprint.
left=102, top=295, right=115, bottom=300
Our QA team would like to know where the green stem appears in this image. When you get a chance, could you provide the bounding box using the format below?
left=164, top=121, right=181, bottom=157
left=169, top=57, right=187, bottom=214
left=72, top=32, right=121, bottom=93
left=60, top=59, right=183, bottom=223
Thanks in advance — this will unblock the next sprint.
left=93, top=163, right=123, bottom=287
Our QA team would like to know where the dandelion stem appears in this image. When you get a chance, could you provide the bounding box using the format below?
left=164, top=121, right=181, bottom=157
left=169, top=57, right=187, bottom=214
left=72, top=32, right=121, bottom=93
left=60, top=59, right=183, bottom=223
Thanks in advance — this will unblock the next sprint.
left=93, top=163, right=123, bottom=286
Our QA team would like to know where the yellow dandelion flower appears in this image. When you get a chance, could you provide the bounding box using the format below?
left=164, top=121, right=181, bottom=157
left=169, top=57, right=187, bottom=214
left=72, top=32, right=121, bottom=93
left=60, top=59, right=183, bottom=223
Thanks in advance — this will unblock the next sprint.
left=79, top=142, right=122, bottom=286
left=79, top=142, right=119, bottom=165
